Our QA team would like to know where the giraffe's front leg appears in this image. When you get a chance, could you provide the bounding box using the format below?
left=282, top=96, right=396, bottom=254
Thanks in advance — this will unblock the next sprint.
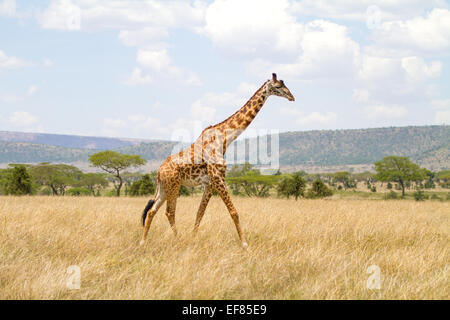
left=208, top=167, right=247, bottom=248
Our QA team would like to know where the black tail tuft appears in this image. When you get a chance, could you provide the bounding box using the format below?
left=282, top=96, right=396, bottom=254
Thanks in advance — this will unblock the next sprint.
left=142, top=199, right=155, bottom=226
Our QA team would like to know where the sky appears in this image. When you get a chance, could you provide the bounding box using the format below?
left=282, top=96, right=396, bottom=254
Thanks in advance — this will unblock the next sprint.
left=0, top=0, right=449, bottom=142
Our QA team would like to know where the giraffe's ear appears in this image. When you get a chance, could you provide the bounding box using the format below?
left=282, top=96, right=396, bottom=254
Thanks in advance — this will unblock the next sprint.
left=272, top=73, right=277, bottom=81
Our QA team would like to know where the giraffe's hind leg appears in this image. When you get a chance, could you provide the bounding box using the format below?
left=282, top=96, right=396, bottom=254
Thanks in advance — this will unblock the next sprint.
left=193, top=184, right=212, bottom=233
left=140, top=180, right=166, bottom=245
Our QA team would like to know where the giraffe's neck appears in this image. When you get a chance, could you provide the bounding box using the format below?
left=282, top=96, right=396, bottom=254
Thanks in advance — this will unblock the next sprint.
left=217, top=80, right=269, bottom=135
left=193, top=81, right=270, bottom=159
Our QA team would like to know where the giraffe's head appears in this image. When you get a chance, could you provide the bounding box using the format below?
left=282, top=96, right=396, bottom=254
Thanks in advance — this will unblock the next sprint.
left=266, top=73, right=295, bottom=101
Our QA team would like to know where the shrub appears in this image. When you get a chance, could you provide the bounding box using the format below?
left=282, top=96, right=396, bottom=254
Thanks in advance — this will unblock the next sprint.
left=129, top=174, right=155, bottom=196
left=5, top=165, right=33, bottom=195
left=413, top=189, right=428, bottom=201
left=39, top=187, right=52, bottom=196
left=66, top=187, right=92, bottom=196
left=430, top=194, right=440, bottom=200
left=306, top=180, right=333, bottom=199
left=371, top=186, right=377, bottom=193
left=277, top=173, right=306, bottom=200
left=105, top=189, right=118, bottom=197
left=386, top=190, right=398, bottom=199
left=424, top=180, right=435, bottom=189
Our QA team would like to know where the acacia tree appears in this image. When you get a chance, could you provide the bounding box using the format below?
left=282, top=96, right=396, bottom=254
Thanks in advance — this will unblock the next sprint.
left=30, top=163, right=83, bottom=195
left=77, top=173, right=108, bottom=196
left=89, top=151, right=146, bottom=197
left=226, top=174, right=280, bottom=197
left=374, top=156, right=426, bottom=197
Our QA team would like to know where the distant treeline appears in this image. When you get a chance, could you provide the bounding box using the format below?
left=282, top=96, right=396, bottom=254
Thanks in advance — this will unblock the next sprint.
left=1, top=150, right=449, bottom=201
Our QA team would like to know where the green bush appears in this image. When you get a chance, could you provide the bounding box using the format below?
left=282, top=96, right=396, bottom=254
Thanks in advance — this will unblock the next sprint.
left=277, top=173, right=306, bottom=200
left=129, top=174, right=155, bottom=196
left=105, top=189, right=118, bottom=197
left=5, top=165, right=33, bottom=195
left=413, top=189, right=428, bottom=201
left=386, top=190, right=398, bottom=199
left=66, top=187, right=92, bottom=196
left=305, top=180, right=333, bottom=199
left=39, top=187, right=52, bottom=196
left=430, top=194, right=440, bottom=200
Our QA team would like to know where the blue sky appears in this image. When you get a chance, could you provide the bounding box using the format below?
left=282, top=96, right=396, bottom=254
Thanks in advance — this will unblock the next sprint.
left=0, top=0, right=449, bottom=141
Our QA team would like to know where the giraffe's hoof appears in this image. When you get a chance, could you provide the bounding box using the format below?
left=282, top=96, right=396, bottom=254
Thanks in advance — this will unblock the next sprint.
left=139, top=240, right=145, bottom=246
left=242, top=242, right=248, bottom=249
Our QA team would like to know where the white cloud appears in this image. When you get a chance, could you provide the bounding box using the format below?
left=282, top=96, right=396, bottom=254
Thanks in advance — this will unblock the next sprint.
left=203, top=0, right=302, bottom=58
left=273, top=20, right=360, bottom=79
left=103, top=117, right=126, bottom=129
left=123, top=68, right=153, bottom=86
left=101, top=114, right=176, bottom=139
left=43, top=58, right=54, bottom=67
left=431, top=99, right=450, bottom=124
left=0, top=50, right=30, bottom=69
left=118, top=27, right=168, bottom=48
left=0, top=93, right=23, bottom=103
left=1, top=85, right=38, bottom=103
left=363, top=105, right=407, bottom=119
left=246, top=19, right=360, bottom=80
left=401, top=57, right=442, bottom=82
left=0, top=0, right=16, bottom=17
left=190, top=82, right=258, bottom=124
left=280, top=106, right=337, bottom=126
left=357, top=54, right=442, bottom=102
left=374, top=8, right=450, bottom=54
left=352, top=89, right=370, bottom=103
left=27, top=85, right=37, bottom=95
left=434, top=110, right=450, bottom=124
left=38, top=0, right=82, bottom=31
left=127, top=114, right=168, bottom=137
left=38, top=0, right=206, bottom=31
left=136, top=49, right=201, bottom=86
left=137, top=49, right=172, bottom=71
left=296, top=111, right=337, bottom=125
left=291, top=0, right=447, bottom=21
left=431, top=99, right=450, bottom=110
left=8, top=111, right=43, bottom=132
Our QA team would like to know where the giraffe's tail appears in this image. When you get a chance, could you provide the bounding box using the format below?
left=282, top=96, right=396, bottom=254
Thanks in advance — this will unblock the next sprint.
left=141, top=199, right=155, bottom=226
left=141, top=172, right=160, bottom=226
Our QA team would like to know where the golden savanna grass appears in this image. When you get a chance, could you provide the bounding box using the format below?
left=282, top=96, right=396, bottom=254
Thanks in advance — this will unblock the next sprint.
left=0, top=196, right=448, bottom=299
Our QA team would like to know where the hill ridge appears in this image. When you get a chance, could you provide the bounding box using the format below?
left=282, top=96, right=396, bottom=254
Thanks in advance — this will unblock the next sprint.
left=0, top=125, right=448, bottom=171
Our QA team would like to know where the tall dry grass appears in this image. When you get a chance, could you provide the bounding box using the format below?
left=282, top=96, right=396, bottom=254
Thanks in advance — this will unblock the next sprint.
left=0, top=196, right=448, bottom=299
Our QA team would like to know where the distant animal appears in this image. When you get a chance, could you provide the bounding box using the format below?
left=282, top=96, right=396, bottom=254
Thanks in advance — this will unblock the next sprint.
left=140, top=73, right=295, bottom=248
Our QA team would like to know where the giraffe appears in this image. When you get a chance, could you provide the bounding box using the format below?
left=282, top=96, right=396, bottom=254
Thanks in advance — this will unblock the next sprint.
left=140, top=73, right=295, bottom=248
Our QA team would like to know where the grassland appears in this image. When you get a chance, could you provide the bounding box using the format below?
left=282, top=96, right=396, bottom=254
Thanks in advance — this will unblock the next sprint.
left=0, top=196, right=448, bottom=299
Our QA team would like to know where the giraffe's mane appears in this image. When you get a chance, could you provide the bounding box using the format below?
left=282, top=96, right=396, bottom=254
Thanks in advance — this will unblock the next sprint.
left=206, top=80, right=270, bottom=130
